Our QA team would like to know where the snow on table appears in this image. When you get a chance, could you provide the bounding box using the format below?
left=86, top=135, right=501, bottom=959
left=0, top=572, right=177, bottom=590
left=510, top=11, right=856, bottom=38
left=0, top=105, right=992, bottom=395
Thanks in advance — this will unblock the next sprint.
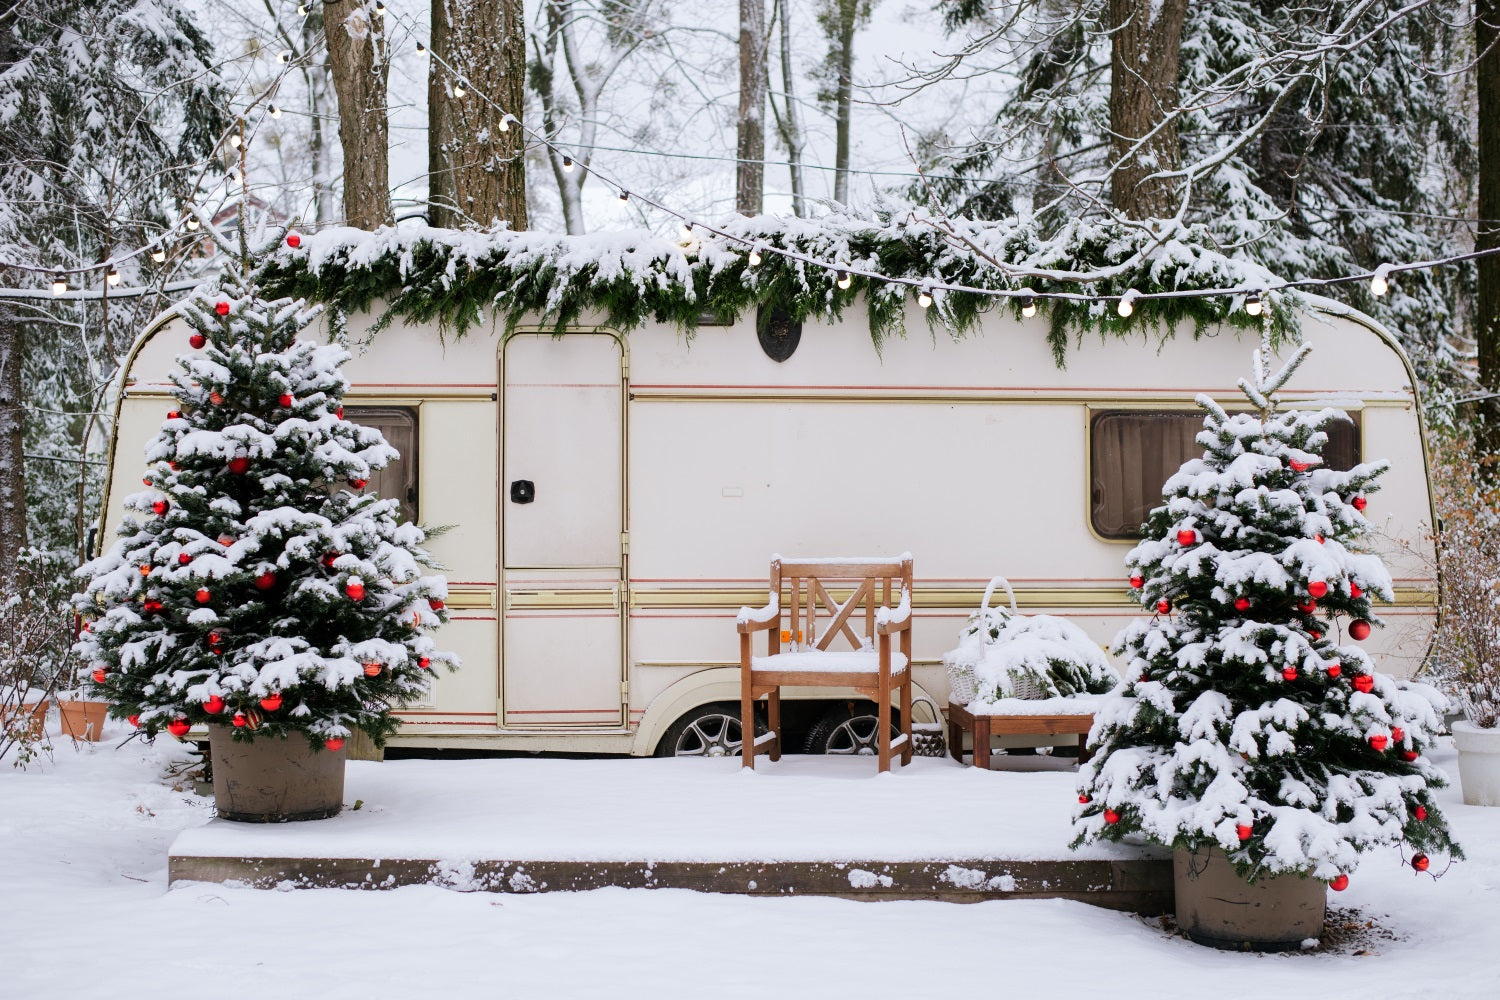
left=965, top=694, right=1112, bottom=716
left=169, top=754, right=1151, bottom=865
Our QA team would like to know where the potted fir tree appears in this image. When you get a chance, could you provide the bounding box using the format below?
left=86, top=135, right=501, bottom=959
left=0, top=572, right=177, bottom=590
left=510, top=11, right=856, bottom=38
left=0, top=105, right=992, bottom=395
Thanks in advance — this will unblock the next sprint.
left=1073, top=345, right=1459, bottom=950
left=73, top=226, right=455, bottom=821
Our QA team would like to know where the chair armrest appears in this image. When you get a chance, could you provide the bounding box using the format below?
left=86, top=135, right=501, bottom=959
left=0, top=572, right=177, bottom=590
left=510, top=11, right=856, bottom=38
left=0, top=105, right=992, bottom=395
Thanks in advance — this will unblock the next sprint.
left=736, top=592, right=781, bottom=634
left=875, top=587, right=912, bottom=635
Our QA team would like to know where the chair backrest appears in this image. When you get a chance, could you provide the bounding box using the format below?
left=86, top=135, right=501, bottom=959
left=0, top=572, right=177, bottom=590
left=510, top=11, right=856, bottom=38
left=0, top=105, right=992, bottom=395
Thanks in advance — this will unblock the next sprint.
left=770, top=555, right=913, bottom=651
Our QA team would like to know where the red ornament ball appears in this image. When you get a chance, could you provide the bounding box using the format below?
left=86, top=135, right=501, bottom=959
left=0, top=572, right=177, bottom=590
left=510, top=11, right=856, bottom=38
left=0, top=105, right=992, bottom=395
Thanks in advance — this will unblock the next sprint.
left=207, top=631, right=222, bottom=647
left=363, top=662, right=382, bottom=677
left=1129, top=574, right=1144, bottom=589
left=195, top=587, right=211, bottom=604
left=178, top=552, right=191, bottom=565
left=1354, top=674, right=1375, bottom=694
left=345, top=579, right=366, bottom=602
left=1236, top=824, right=1253, bottom=842
left=336, top=405, right=344, bottom=419
left=1327, top=662, right=1342, bottom=678
left=167, top=410, right=181, bottom=420
left=203, top=695, right=225, bottom=714
left=227, top=455, right=250, bottom=475
left=1308, top=581, right=1328, bottom=599
left=1401, top=750, right=1419, bottom=762
left=1315, top=534, right=1325, bottom=544
left=1369, top=734, right=1389, bottom=752
left=254, top=571, right=276, bottom=590
left=418, top=657, right=431, bottom=670
left=167, top=718, right=191, bottom=738
left=1415, top=805, right=1428, bottom=821
left=209, top=390, right=224, bottom=406
left=1104, top=809, right=1121, bottom=825
left=429, top=598, right=446, bottom=612
left=143, top=599, right=163, bottom=614
left=1412, top=854, right=1430, bottom=872
left=259, top=692, right=283, bottom=712
left=1234, top=597, right=1251, bottom=612
left=139, top=564, right=151, bottom=577
left=1330, top=874, right=1349, bottom=892
left=1078, top=794, right=1091, bottom=804
left=1289, top=459, right=1310, bottom=472
left=286, top=232, right=302, bottom=249
left=91, top=668, right=107, bottom=684
left=189, top=332, right=206, bottom=349
left=232, top=712, right=247, bottom=728
left=1309, top=630, right=1322, bottom=641
left=1176, top=529, right=1197, bottom=546
left=324, top=737, right=345, bottom=752
left=1349, top=619, right=1371, bottom=641
left=151, top=499, right=168, bottom=516
left=348, top=477, right=368, bottom=490
left=218, top=533, right=236, bottom=547
left=1156, top=598, right=1171, bottom=614
left=1350, top=582, right=1364, bottom=599
left=128, top=715, right=140, bottom=728
left=1297, top=600, right=1317, bottom=613
left=1352, top=495, right=1368, bottom=511
left=322, top=552, right=338, bottom=569
left=1282, top=666, right=1297, bottom=682
left=214, top=300, right=229, bottom=316
left=1392, top=726, right=1406, bottom=742
left=278, top=393, right=293, bottom=408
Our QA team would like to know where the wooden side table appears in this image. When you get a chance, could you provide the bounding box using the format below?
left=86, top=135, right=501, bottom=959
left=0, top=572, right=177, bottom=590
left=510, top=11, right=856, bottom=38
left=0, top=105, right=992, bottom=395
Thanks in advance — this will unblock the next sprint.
left=947, top=701, right=1095, bottom=770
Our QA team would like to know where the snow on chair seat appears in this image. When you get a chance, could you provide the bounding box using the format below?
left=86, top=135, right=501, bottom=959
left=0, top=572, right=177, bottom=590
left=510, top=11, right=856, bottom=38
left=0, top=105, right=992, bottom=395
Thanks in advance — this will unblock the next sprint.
left=737, top=555, right=915, bottom=773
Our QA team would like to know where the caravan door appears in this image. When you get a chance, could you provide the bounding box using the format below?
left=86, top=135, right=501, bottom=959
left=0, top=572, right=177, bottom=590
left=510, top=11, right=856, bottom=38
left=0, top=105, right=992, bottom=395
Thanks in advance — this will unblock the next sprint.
left=500, top=332, right=628, bottom=728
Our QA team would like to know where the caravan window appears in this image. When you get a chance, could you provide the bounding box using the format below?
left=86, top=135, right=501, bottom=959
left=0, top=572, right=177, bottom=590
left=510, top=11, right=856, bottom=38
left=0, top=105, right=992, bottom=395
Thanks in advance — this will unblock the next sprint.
left=343, top=406, right=418, bottom=523
left=1089, top=409, right=1360, bottom=540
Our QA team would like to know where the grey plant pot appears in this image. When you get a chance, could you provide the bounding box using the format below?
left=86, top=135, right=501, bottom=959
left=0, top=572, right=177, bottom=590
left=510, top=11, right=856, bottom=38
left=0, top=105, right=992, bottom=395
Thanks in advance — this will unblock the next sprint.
left=208, top=725, right=346, bottom=823
left=1174, top=846, right=1327, bottom=951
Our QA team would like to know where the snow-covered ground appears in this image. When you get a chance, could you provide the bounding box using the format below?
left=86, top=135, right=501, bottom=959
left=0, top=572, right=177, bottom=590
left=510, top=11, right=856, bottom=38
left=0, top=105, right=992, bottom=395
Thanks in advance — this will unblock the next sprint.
left=4, top=725, right=1498, bottom=1000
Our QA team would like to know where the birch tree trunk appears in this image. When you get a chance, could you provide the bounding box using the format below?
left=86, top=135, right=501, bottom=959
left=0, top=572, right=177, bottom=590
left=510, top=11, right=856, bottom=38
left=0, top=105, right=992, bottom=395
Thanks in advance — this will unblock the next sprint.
left=775, top=0, right=807, bottom=217
left=324, top=0, right=393, bottom=229
left=737, top=0, right=766, bottom=216
left=429, top=0, right=528, bottom=230
left=1106, top=0, right=1187, bottom=220
left=828, top=0, right=856, bottom=206
left=0, top=299, right=28, bottom=587
left=1478, top=0, right=1500, bottom=471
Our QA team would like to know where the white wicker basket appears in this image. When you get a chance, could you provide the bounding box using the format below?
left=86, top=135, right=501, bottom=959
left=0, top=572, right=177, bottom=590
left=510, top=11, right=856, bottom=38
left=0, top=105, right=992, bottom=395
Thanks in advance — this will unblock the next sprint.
left=944, top=576, right=1018, bottom=705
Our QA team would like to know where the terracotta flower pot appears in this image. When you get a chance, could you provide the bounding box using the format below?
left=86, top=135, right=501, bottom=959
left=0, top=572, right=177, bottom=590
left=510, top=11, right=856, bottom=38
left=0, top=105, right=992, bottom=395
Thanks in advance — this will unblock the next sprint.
left=208, top=724, right=346, bottom=823
left=1453, top=720, right=1500, bottom=807
left=57, top=699, right=109, bottom=741
left=2, top=699, right=49, bottom=740
left=1174, top=846, right=1327, bottom=951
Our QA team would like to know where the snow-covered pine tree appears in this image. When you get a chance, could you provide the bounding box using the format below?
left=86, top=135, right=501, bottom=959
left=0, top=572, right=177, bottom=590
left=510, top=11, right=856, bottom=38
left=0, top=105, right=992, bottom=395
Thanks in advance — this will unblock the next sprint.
left=71, top=225, right=456, bottom=749
left=1073, top=344, right=1460, bottom=886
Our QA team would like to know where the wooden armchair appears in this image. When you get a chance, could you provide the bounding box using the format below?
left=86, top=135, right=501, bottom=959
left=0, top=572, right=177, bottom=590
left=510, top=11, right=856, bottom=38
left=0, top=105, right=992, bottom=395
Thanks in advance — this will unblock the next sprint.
left=737, top=555, right=914, bottom=772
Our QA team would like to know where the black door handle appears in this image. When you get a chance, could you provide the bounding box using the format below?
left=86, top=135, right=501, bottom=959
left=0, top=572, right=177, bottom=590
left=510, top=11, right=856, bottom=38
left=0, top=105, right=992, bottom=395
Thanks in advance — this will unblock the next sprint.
left=510, top=480, right=535, bottom=504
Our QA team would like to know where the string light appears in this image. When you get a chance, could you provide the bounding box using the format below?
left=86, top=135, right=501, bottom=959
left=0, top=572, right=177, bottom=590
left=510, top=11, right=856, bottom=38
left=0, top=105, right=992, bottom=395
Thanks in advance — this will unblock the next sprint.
left=747, top=247, right=762, bottom=267
left=1020, top=293, right=1038, bottom=318
left=453, top=80, right=467, bottom=98
left=498, top=113, right=513, bottom=132
left=185, top=216, right=200, bottom=231
left=106, top=267, right=121, bottom=287
left=836, top=270, right=852, bottom=289
left=561, top=156, right=575, bottom=173
left=917, top=287, right=933, bottom=309
left=618, top=190, right=629, bottom=202
left=229, top=133, right=242, bottom=149
left=1245, top=291, right=1264, bottom=316
left=1117, top=289, right=1139, bottom=318
left=151, top=246, right=166, bottom=264
left=296, top=2, right=308, bottom=15
left=51, top=273, right=67, bottom=296
left=1371, top=263, right=1392, bottom=297
left=415, top=40, right=427, bottom=55
left=679, top=221, right=695, bottom=241
left=268, top=104, right=281, bottom=119
left=277, top=50, right=292, bottom=64
left=375, top=1, right=386, bottom=16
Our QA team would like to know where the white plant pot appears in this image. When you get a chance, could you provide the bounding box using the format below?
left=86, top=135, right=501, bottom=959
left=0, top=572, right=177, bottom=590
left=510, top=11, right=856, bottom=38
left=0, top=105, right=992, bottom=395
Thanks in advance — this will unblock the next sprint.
left=1453, top=720, right=1500, bottom=807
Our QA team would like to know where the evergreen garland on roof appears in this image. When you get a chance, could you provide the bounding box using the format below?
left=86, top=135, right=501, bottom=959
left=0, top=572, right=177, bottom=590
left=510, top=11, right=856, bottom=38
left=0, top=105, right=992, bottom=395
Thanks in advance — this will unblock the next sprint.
left=257, top=211, right=1300, bottom=366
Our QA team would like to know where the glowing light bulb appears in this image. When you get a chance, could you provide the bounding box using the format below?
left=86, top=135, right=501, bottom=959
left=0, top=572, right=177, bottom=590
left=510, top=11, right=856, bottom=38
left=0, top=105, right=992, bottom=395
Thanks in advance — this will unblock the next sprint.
left=1020, top=293, right=1037, bottom=318
left=277, top=50, right=292, bottom=64
left=51, top=273, right=67, bottom=296
left=1117, top=289, right=1139, bottom=318
left=268, top=104, right=281, bottom=119
left=453, top=81, right=466, bottom=98
left=561, top=156, right=574, bottom=172
left=748, top=248, right=762, bottom=267
left=415, top=40, right=427, bottom=55
left=297, top=3, right=308, bottom=15
left=1245, top=292, right=1263, bottom=317
left=151, top=246, right=166, bottom=264
left=678, top=222, right=694, bottom=241
left=375, top=1, right=386, bottom=16
left=498, top=113, right=511, bottom=132
left=229, top=133, right=242, bottom=149
left=185, top=216, right=200, bottom=231
left=1370, top=266, right=1391, bottom=297
left=836, top=270, right=852, bottom=290
left=106, top=267, right=121, bottom=287
left=618, top=190, right=629, bottom=202
left=917, top=289, right=932, bottom=309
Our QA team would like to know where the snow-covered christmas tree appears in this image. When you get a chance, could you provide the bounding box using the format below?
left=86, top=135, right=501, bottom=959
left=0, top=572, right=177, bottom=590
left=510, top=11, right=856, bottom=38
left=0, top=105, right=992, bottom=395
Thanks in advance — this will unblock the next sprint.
left=72, top=224, right=456, bottom=749
left=1073, top=344, right=1459, bottom=886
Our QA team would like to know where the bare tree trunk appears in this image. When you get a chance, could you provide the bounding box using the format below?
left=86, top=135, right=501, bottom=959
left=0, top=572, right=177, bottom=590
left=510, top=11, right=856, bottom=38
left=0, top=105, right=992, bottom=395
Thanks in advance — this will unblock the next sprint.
left=774, top=0, right=806, bottom=217
left=0, top=299, right=29, bottom=586
left=737, top=0, right=766, bottom=216
left=429, top=0, right=528, bottom=230
left=829, top=0, right=857, bottom=206
left=324, top=0, right=393, bottom=229
left=1479, top=0, right=1500, bottom=473
left=1107, top=0, right=1187, bottom=220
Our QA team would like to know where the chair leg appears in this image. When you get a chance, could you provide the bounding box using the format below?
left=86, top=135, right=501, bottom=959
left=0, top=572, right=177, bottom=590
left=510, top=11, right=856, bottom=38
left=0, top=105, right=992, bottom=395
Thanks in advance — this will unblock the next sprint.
left=974, top=717, right=991, bottom=770
left=878, top=677, right=892, bottom=774
left=741, top=685, right=755, bottom=770
left=768, top=688, right=782, bottom=762
left=900, top=678, right=913, bottom=767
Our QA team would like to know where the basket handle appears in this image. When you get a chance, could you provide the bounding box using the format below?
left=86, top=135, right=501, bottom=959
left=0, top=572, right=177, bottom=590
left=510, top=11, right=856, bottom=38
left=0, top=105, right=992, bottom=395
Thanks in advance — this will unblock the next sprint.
left=981, top=576, right=1017, bottom=613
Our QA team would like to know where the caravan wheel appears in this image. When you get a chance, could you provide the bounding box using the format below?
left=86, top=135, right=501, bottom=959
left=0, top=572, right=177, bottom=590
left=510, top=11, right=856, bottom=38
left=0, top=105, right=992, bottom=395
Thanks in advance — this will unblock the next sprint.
left=655, top=703, right=762, bottom=758
left=804, top=704, right=899, bottom=756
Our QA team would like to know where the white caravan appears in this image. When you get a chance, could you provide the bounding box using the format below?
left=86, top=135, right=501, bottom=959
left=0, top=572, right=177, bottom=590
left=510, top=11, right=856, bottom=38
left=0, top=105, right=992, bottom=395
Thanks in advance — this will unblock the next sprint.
left=101, top=296, right=1438, bottom=756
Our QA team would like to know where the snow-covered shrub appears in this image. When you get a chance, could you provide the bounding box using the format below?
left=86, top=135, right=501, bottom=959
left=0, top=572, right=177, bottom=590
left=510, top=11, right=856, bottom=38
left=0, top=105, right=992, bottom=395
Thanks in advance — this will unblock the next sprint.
left=1429, top=438, right=1500, bottom=728
left=1074, top=345, right=1460, bottom=886
left=71, top=232, right=458, bottom=749
left=944, top=580, right=1118, bottom=704
left=0, top=566, right=72, bottom=764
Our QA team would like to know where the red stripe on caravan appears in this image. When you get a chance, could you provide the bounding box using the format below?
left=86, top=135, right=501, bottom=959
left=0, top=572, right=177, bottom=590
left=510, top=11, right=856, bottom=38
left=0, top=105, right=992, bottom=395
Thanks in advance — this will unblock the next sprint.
left=506, top=709, right=622, bottom=715
left=351, top=382, right=497, bottom=388
left=630, top=382, right=1364, bottom=394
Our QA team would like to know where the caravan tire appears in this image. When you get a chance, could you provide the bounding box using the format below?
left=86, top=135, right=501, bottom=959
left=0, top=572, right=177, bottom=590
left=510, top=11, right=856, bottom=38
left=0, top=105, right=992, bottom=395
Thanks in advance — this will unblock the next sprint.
left=655, top=702, right=764, bottom=758
left=804, top=704, right=899, bottom=756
